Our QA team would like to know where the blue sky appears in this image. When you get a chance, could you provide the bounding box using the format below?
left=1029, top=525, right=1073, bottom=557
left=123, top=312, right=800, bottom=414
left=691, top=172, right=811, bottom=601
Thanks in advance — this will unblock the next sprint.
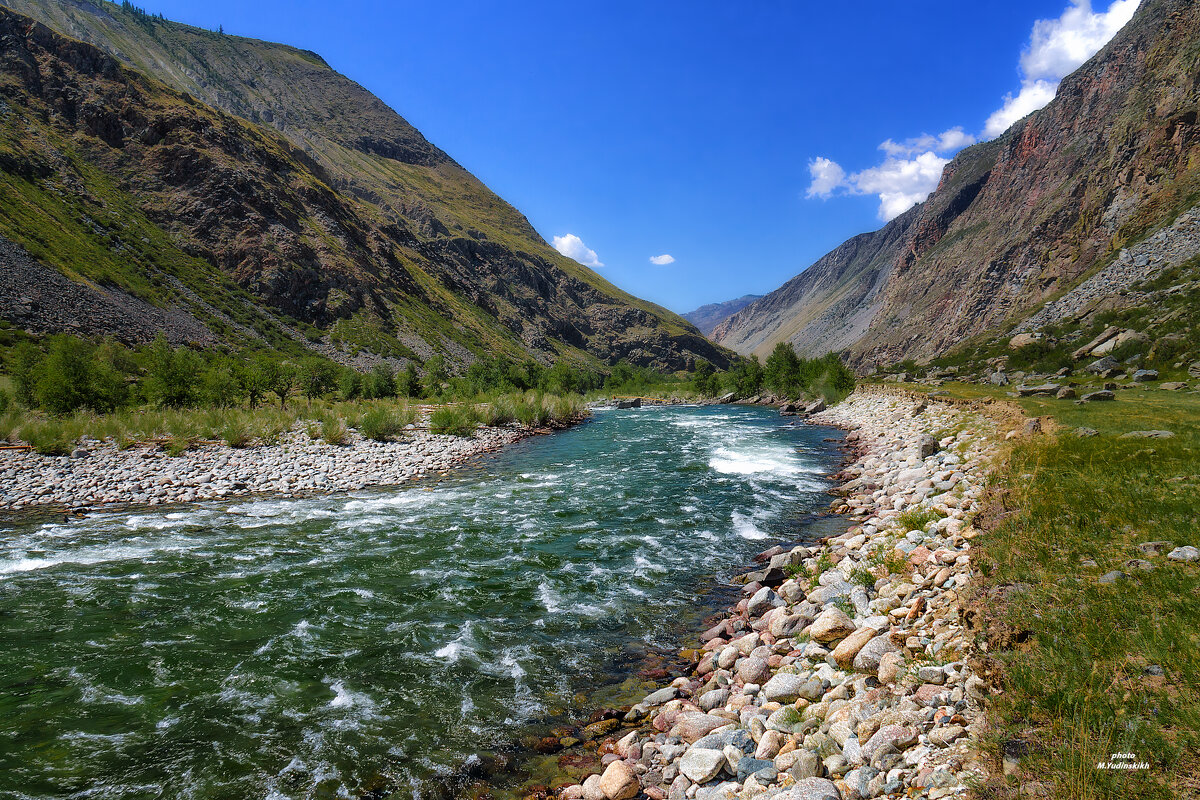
left=135, top=0, right=1138, bottom=313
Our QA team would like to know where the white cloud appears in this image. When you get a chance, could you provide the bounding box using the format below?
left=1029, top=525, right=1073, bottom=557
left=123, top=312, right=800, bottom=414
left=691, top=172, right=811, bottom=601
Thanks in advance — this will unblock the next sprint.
left=804, top=1, right=1139, bottom=221
left=983, top=79, right=1060, bottom=139
left=984, top=0, right=1138, bottom=138
left=808, top=128, right=970, bottom=220
left=552, top=233, right=603, bottom=268
left=649, top=254, right=675, bottom=265
left=806, top=156, right=846, bottom=199
left=879, top=127, right=976, bottom=157
left=850, top=151, right=952, bottom=221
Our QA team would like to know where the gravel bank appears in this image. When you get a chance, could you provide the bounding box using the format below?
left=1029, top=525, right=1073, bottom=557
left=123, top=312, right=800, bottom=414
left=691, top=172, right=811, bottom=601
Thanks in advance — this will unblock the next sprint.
left=553, top=389, right=999, bottom=800
left=0, top=422, right=538, bottom=513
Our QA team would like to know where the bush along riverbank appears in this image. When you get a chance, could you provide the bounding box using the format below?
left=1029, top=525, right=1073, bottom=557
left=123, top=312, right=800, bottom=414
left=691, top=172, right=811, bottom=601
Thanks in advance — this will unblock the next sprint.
left=0, top=394, right=587, bottom=513
left=546, top=390, right=999, bottom=800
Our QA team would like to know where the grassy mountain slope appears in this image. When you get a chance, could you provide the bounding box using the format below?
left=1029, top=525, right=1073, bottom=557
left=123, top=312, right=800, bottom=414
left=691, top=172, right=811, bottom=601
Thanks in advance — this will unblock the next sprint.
left=0, top=0, right=731, bottom=372
left=716, top=0, right=1200, bottom=369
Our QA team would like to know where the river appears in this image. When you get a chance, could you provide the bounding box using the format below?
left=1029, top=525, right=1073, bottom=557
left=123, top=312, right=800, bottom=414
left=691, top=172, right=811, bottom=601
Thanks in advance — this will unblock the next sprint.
left=0, top=404, right=844, bottom=799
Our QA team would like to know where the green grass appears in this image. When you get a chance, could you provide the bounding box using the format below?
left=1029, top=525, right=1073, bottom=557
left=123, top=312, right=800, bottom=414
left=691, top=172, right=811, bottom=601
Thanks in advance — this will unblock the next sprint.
left=896, top=507, right=942, bottom=532
left=936, top=384, right=1200, bottom=798
left=429, top=405, right=480, bottom=437
left=354, top=404, right=415, bottom=441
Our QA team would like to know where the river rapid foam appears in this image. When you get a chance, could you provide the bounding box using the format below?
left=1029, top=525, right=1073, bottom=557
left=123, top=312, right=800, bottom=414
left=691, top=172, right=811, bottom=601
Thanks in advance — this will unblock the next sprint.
left=0, top=404, right=843, bottom=799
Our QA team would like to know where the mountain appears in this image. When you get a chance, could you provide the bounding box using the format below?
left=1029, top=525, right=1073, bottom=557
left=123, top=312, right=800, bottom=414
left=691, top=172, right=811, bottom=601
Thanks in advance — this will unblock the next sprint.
left=0, top=0, right=732, bottom=372
left=681, top=295, right=762, bottom=336
left=715, top=0, right=1200, bottom=369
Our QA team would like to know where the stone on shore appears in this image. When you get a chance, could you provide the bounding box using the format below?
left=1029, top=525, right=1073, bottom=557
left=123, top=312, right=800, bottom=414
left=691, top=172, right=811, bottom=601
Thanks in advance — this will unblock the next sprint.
left=679, top=748, right=726, bottom=784
left=808, top=607, right=856, bottom=643
left=852, top=634, right=900, bottom=673
left=597, top=760, right=640, bottom=800
left=779, top=777, right=842, bottom=799
left=830, top=626, right=876, bottom=667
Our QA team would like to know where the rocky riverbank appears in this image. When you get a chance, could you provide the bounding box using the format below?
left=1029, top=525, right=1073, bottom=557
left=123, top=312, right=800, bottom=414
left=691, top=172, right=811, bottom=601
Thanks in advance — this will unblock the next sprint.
left=551, top=389, right=1000, bottom=800
left=0, top=422, right=542, bottom=513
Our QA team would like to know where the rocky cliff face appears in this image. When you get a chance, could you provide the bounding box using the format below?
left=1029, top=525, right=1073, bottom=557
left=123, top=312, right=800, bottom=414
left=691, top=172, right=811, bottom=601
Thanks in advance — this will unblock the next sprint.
left=0, top=1, right=731, bottom=371
left=716, top=0, right=1200, bottom=368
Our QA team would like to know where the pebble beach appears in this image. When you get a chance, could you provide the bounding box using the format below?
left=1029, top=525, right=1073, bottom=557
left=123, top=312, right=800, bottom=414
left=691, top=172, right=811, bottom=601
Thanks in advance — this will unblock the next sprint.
left=0, top=423, right=532, bottom=512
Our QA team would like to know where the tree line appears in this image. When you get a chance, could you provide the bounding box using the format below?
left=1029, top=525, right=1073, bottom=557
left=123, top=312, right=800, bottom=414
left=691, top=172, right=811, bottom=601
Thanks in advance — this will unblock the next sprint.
left=690, top=344, right=855, bottom=402
left=0, top=333, right=675, bottom=416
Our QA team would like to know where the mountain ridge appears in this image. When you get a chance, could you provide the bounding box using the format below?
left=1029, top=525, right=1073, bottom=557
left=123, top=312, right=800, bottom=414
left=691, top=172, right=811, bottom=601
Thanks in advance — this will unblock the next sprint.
left=715, top=0, right=1200, bottom=370
left=681, top=294, right=762, bottom=336
left=0, top=0, right=733, bottom=372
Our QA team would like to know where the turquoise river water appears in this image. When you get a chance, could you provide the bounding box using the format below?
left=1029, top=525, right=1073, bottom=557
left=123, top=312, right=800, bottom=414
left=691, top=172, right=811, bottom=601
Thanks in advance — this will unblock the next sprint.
left=0, top=405, right=844, bottom=799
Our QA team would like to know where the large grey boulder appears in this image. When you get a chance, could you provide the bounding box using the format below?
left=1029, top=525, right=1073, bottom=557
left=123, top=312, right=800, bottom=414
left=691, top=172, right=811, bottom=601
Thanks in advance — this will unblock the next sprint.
left=1087, top=356, right=1118, bottom=373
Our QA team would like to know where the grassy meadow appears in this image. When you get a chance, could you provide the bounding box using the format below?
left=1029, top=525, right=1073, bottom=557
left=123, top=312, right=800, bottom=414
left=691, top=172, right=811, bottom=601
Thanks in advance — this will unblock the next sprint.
left=924, top=382, right=1200, bottom=799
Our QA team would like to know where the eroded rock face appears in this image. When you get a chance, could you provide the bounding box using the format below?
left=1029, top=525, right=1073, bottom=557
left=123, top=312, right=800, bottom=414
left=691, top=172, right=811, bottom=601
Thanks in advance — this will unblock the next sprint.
left=714, top=0, right=1200, bottom=368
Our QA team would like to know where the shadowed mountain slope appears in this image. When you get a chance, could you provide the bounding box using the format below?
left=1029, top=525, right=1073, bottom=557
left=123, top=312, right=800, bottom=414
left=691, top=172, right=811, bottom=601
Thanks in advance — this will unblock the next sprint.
left=0, top=0, right=732, bottom=371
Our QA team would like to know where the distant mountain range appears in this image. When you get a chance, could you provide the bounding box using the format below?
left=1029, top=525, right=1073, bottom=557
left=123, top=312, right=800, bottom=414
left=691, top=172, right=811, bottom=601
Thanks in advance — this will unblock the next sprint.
left=715, top=0, right=1200, bottom=370
left=681, top=295, right=762, bottom=336
left=0, top=0, right=732, bottom=372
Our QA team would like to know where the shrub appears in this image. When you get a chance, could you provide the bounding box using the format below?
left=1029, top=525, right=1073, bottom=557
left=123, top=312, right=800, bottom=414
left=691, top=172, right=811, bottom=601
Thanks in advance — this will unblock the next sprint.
left=221, top=419, right=252, bottom=448
left=0, top=407, right=19, bottom=442
left=21, top=420, right=74, bottom=455
left=883, top=550, right=910, bottom=576
left=784, top=561, right=811, bottom=582
left=430, top=405, right=479, bottom=436
left=321, top=415, right=350, bottom=445
left=479, top=395, right=517, bottom=426
left=515, top=394, right=551, bottom=428
left=0, top=388, right=9, bottom=414
left=358, top=406, right=408, bottom=441
left=850, top=567, right=877, bottom=589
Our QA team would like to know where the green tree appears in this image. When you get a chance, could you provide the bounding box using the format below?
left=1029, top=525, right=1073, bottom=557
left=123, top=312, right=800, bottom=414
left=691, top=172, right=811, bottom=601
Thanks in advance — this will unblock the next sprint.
left=267, top=361, right=296, bottom=408
left=541, top=361, right=577, bottom=395
left=34, top=335, right=94, bottom=415
left=692, top=360, right=717, bottom=396
left=243, top=358, right=272, bottom=407
left=144, top=334, right=202, bottom=407
left=399, top=363, right=422, bottom=398
left=424, top=355, right=448, bottom=396
left=764, top=342, right=802, bottom=398
left=729, top=355, right=764, bottom=397
left=201, top=359, right=243, bottom=408
left=366, top=363, right=396, bottom=399
left=338, top=369, right=362, bottom=401
left=9, top=341, right=42, bottom=407
left=299, top=357, right=339, bottom=400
